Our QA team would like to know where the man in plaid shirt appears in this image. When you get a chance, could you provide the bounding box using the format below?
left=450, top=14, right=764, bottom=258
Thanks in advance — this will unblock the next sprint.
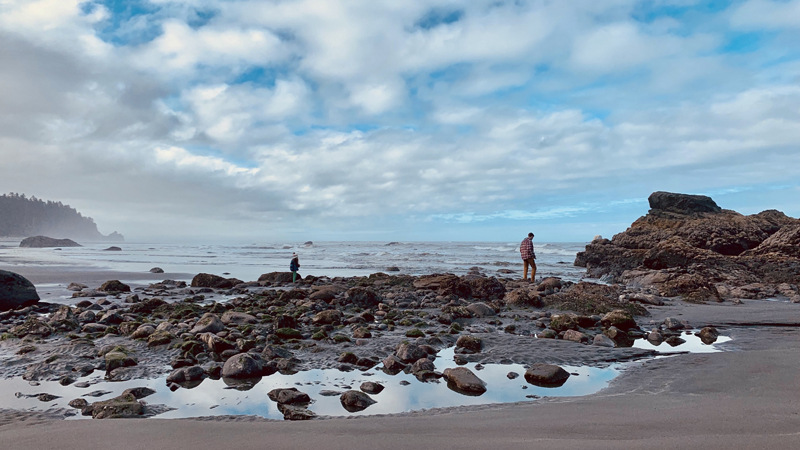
left=520, top=232, right=536, bottom=282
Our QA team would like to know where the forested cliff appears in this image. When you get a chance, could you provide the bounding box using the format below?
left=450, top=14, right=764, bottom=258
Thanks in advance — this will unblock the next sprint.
left=0, top=193, right=123, bottom=241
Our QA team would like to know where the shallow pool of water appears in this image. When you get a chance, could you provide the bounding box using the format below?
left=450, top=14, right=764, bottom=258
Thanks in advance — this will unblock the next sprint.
left=2, top=333, right=730, bottom=420
left=633, top=330, right=731, bottom=353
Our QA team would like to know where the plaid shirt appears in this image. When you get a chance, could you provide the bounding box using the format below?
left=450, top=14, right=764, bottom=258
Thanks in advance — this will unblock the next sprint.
left=520, top=237, right=535, bottom=260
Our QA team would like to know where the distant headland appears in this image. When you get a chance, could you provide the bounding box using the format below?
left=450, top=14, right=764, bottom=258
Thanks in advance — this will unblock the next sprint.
left=0, top=193, right=123, bottom=242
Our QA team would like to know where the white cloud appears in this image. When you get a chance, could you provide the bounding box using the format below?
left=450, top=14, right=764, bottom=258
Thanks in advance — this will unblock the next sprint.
left=731, top=0, right=800, bottom=29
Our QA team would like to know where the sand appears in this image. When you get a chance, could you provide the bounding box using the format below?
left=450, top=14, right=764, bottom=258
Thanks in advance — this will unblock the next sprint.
left=1, top=294, right=798, bottom=449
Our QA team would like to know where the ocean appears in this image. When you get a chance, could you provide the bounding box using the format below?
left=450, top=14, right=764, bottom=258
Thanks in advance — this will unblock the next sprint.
left=0, top=239, right=588, bottom=284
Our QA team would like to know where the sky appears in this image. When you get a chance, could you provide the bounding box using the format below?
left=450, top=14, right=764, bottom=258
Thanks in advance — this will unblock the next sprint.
left=0, top=0, right=799, bottom=243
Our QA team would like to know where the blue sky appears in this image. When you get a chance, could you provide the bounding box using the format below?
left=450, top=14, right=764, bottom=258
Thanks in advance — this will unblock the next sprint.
left=0, top=0, right=799, bottom=242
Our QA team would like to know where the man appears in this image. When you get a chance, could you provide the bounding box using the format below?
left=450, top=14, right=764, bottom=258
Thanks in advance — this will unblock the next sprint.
left=520, top=232, right=536, bottom=282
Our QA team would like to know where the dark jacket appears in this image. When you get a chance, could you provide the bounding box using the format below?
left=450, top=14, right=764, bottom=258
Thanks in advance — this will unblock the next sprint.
left=290, top=258, right=300, bottom=272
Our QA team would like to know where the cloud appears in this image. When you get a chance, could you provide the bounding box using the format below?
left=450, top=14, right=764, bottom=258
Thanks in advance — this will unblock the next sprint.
left=1, top=0, right=799, bottom=241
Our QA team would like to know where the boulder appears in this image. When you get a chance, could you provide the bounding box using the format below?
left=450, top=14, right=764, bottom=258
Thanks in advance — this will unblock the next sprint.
left=103, top=246, right=122, bottom=251
left=548, top=314, right=579, bottom=332
left=258, top=272, right=299, bottom=283
left=221, top=311, right=257, bottom=326
left=19, top=236, right=81, bottom=248
left=524, top=364, right=570, bottom=387
left=221, top=353, right=264, bottom=379
left=86, top=393, right=144, bottom=419
left=0, top=270, right=40, bottom=311
left=697, top=326, right=719, bottom=344
left=360, top=381, right=384, bottom=394
left=11, top=317, right=52, bottom=338
left=48, top=304, right=78, bottom=331
left=98, top=280, right=130, bottom=293
left=268, top=387, right=311, bottom=405
left=345, top=287, right=382, bottom=308
left=562, top=329, right=590, bottom=344
left=592, top=334, right=616, bottom=347
left=340, top=390, right=376, bottom=412
left=382, top=355, right=407, bottom=373
left=278, top=404, right=316, bottom=420
left=466, top=302, right=495, bottom=318
left=442, top=367, right=486, bottom=395
left=395, top=343, right=427, bottom=363
left=149, top=267, right=165, bottom=274
left=466, top=277, right=506, bottom=300
left=122, top=387, right=156, bottom=399
left=312, top=309, right=342, bottom=325
left=503, top=288, right=542, bottom=307
left=410, top=358, right=435, bottom=376
left=105, top=350, right=137, bottom=372
left=191, top=273, right=241, bottom=289
left=455, top=335, right=482, bottom=353
left=413, top=274, right=472, bottom=298
left=190, top=313, right=225, bottom=334
left=600, top=310, right=638, bottom=331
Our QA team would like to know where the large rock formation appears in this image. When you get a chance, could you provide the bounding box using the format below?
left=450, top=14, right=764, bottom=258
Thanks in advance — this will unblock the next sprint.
left=575, top=192, right=800, bottom=301
left=0, top=270, right=40, bottom=311
left=19, top=236, right=82, bottom=248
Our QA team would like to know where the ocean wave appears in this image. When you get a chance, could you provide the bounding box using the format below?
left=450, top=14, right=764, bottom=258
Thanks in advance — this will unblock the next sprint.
left=473, top=246, right=515, bottom=252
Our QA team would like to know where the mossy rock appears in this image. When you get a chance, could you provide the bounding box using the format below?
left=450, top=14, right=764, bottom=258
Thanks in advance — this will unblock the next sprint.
left=332, top=334, right=351, bottom=343
left=311, top=331, right=327, bottom=341
left=398, top=319, right=414, bottom=327
left=405, top=328, right=424, bottom=338
left=275, top=328, right=303, bottom=340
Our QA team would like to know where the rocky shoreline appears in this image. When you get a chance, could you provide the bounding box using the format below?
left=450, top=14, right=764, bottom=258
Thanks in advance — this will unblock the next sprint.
left=0, top=192, right=797, bottom=421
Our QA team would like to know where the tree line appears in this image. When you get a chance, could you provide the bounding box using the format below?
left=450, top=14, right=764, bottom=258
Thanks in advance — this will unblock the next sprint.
left=0, top=193, right=121, bottom=241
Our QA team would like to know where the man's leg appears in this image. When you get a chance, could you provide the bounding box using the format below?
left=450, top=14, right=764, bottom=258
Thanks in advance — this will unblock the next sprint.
left=523, top=260, right=529, bottom=280
left=292, top=271, right=297, bottom=283
left=530, top=261, right=537, bottom=282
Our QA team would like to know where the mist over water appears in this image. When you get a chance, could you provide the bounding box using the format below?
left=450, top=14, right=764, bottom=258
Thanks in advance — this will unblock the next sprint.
left=0, top=239, right=588, bottom=283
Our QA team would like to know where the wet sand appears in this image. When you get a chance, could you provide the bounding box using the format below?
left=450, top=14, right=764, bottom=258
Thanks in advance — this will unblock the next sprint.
left=1, top=298, right=798, bottom=449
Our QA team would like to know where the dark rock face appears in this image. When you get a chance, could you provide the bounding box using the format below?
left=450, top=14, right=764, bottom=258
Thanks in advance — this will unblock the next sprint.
left=0, top=270, right=39, bottom=311
left=268, top=387, right=311, bottom=405
left=85, top=393, right=144, bottom=419
left=575, top=192, right=800, bottom=301
left=413, top=274, right=472, bottom=298
left=466, top=277, right=506, bottom=300
left=19, top=236, right=82, bottom=248
left=648, top=191, right=721, bottom=215
left=344, top=287, right=382, bottom=308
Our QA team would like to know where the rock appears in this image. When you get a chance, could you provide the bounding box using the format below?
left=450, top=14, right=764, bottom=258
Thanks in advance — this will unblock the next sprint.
left=536, top=277, right=564, bottom=292
left=275, top=328, right=302, bottom=339
left=386, top=266, right=400, bottom=272
left=697, top=326, right=719, bottom=344
left=11, top=317, right=52, bottom=338
left=395, top=343, right=427, bottom=363
left=81, top=323, right=108, bottom=333
left=537, top=329, right=557, bottom=339
left=262, top=345, right=293, bottom=361
left=191, top=313, right=225, bottom=334
left=48, top=304, right=78, bottom=331
left=278, top=404, right=316, bottom=420
left=562, top=329, right=590, bottom=344
left=666, top=336, right=686, bottom=346
left=103, top=246, right=122, bottom=251
left=19, top=236, right=81, bottom=248
left=382, top=355, right=407, bottom=373
left=147, top=331, right=173, bottom=347
left=503, top=288, right=542, bottom=307
left=442, top=367, right=486, bottom=395
left=466, top=302, right=495, bottom=318
left=191, top=273, right=242, bottom=289
left=149, top=267, right=165, bottom=273
left=221, top=353, right=264, bottom=379
left=268, top=387, right=311, bottom=405
left=413, top=274, right=471, bottom=298
left=68, top=398, right=89, bottom=409
left=600, top=310, right=638, bottom=331
left=166, top=366, right=204, bottom=383
left=466, top=277, right=506, bottom=300
left=360, top=381, right=384, bottom=394
left=0, top=270, right=40, bottom=311
left=258, top=272, right=299, bottom=284
left=345, top=287, right=382, bottom=308
left=507, top=372, right=519, bottom=379
left=575, top=192, right=800, bottom=292
left=86, top=393, right=144, bottom=419
left=312, top=309, right=342, bottom=325
left=67, top=282, right=87, bottom=291
left=98, top=280, right=130, bottom=293
left=309, top=288, right=338, bottom=303
left=647, top=330, right=664, bottom=344
left=548, top=314, right=579, bottom=332
left=353, top=328, right=372, bottom=339
left=131, top=324, right=156, bottom=339
left=664, top=317, right=685, bottom=330
left=455, top=335, right=482, bottom=353
left=592, top=334, right=616, bottom=347
left=524, top=364, right=571, bottom=387
left=410, top=358, right=435, bottom=376
left=105, top=350, right=137, bottom=372
left=221, top=311, right=257, bottom=326
left=121, top=387, right=156, bottom=399
left=340, top=390, right=376, bottom=412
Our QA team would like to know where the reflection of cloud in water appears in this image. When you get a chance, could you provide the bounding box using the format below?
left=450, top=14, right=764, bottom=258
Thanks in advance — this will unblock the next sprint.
left=633, top=331, right=731, bottom=354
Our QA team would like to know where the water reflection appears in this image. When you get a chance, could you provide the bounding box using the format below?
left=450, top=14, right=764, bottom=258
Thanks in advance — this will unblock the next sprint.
left=2, top=347, right=620, bottom=420
left=633, top=330, right=731, bottom=353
